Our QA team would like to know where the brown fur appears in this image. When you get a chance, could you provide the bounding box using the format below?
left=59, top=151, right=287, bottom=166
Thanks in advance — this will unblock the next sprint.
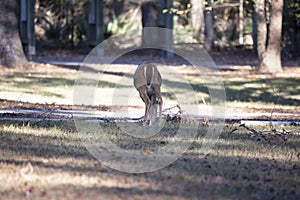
left=133, top=62, right=163, bottom=125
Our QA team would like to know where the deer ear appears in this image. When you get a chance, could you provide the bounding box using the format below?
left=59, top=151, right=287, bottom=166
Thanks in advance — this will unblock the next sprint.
left=138, top=61, right=144, bottom=67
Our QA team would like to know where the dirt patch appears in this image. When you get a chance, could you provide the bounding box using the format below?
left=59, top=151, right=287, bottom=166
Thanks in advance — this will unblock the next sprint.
left=0, top=99, right=135, bottom=112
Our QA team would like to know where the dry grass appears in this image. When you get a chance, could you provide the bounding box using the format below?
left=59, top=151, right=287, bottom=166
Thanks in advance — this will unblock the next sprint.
left=0, top=62, right=299, bottom=114
left=0, top=120, right=299, bottom=199
left=0, top=61, right=299, bottom=199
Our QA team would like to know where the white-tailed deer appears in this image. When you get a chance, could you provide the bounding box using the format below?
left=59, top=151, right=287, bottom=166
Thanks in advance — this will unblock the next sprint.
left=134, top=62, right=163, bottom=126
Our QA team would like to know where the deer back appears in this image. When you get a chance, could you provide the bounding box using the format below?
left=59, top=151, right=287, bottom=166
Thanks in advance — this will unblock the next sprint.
left=133, top=62, right=161, bottom=90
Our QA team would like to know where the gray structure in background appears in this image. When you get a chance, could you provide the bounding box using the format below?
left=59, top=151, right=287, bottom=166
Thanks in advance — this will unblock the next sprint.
left=158, top=0, right=173, bottom=58
left=87, top=0, right=104, bottom=55
left=20, top=0, right=36, bottom=56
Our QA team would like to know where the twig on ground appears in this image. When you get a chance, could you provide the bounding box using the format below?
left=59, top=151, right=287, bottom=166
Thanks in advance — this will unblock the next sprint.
left=240, top=123, right=261, bottom=135
left=162, top=104, right=182, bottom=113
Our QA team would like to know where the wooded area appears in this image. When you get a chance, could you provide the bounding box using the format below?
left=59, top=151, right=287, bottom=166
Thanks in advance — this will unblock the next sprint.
left=0, top=0, right=299, bottom=72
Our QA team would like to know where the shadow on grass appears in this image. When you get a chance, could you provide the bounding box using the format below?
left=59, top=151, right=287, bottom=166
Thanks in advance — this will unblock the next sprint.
left=0, top=142, right=299, bottom=199
left=2, top=61, right=299, bottom=107
left=0, top=72, right=74, bottom=98
left=225, top=78, right=300, bottom=106
left=0, top=121, right=299, bottom=199
left=0, top=71, right=131, bottom=99
left=162, top=76, right=300, bottom=106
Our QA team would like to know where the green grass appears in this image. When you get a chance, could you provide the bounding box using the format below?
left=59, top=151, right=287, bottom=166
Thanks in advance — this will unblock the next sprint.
left=0, top=64, right=299, bottom=111
left=0, top=120, right=299, bottom=199
left=224, top=78, right=300, bottom=106
left=0, top=66, right=76, bottom=104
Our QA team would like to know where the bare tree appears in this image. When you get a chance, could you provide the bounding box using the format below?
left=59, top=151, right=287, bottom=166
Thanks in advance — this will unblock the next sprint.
left=0, top=0, right=27, bottom=67
left=255, top=0, right=284, bottom=73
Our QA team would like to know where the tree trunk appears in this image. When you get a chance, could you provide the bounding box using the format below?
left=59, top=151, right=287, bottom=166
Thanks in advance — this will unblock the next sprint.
left=141, top=0, right=158, bottom=47
left=252, top=1, right=258, bottom=53
left=256, top=0, right=283, bottom=73
left=255, top=0, right=267, bottom=62
left=0, top=0, right=27, bottom=67
left=238, top=0, right=244, bottom=45
left=204, top=0, right=213, bottom=52
left=191, top=0, right=204, bottom=40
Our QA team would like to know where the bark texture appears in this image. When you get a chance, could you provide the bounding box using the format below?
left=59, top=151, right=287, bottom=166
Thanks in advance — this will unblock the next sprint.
left=0, top=0, right=27, bottom=67
left=256, top=0, right=283, bottom=73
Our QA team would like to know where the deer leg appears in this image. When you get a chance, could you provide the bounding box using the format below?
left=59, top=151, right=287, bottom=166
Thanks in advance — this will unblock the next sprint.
left=152, top=84, right=163, bottom=125
left=144, top=98, right=150, bottom=126
left=138, top=86, right=151, bottom=125
left=158, top=95, right=163, bottom=124
left=149, top=94, right=157, bottom=125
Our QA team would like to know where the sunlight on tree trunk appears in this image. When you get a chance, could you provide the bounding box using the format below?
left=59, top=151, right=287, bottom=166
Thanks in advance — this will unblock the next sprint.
left=191, top=0, right=204, bottom=41
left=256, top=0, right=283, bottom=73
left=239, top=0, right=244, bottom=45
left=0, top=0, right=27, bottom=67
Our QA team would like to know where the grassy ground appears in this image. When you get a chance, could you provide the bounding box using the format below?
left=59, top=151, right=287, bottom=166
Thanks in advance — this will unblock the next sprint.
left=0, top=120, right=299, bottom=199
left=0, top=59, right=299, bottom=199
left=0, top=62, right=299, bottom=114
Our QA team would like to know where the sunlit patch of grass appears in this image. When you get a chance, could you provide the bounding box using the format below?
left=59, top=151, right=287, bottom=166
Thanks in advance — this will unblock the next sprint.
left=0, top=66, right=77, bottom=102
left=224, top=77, right=300, bottom=107
left=0, top=64, right=299, bottom=111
